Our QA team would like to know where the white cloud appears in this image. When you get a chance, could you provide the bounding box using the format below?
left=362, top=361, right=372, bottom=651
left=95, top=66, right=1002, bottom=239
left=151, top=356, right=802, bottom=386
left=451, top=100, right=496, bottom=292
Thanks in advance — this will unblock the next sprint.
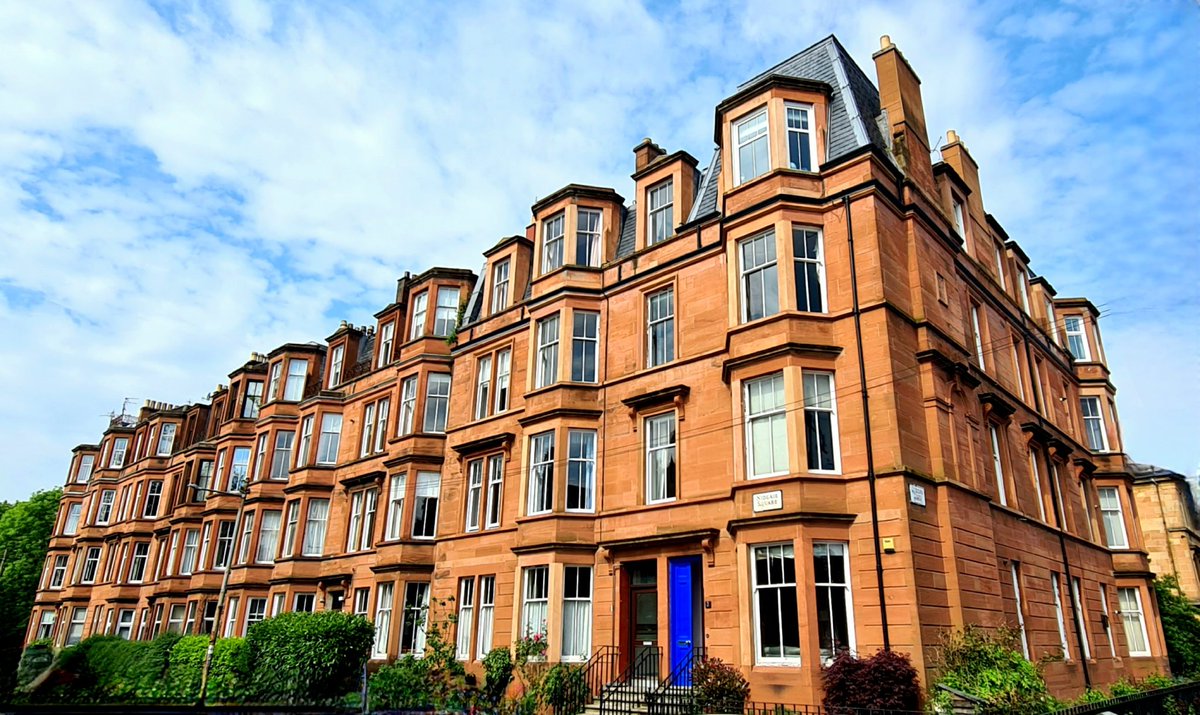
left=0, top=0, right=1196, bottom=499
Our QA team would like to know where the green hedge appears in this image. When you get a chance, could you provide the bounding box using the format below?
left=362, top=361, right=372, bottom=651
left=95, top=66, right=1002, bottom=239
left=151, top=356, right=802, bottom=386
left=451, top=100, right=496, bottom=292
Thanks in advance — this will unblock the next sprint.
left=245, top=610, right=373, bottom=704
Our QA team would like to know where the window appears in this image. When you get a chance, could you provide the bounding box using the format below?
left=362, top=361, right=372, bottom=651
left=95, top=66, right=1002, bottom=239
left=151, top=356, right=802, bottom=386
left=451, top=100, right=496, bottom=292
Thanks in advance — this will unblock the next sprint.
left=814, top=542, right=854, bottom=663
left=256, top=510, right=281, bottom=563
left=317, top=414, right=342, bottom=464
left=271, top=430, right=294, bottom=479
left=535, top=315, right=560, bottom=388
left=267, top=361, right=282, bottom=401
left=474, top=356, right=492, bottom=421
left=521, top=566, right=549, bottom=640
left=1065, top=316, right=1090, bottom=360
left=373, top=583, right=394, bottom=659
left=386, top=473, right=407, bottom=541
left=645, top=412, right=677, bottom=503
left=785, top=104, right=815, bottom=171
left=109, top=438, right=129, bottom=468
left=495, top=349, right=511, bottom=413
left=302, top=499, right=329, bottom=556
left=993, top=243, right=1007, bottom=289
left=96, top=490, right=116, bottom=525
left=1008, top=562, right=1030, bottom=658
left=477, top=576, right=495, bottom=659
left=346, top=489, right=378, bottom=552
left=491, top=259, right=511, bottom=314
left=412, top=472, right=440, bottom=539
left=734, top=109, right=769, bottom=185
left=178, top=530, right=199, bottom=575
left=486, top=454, right=504, bottom=528
left=647, top=179, right=674, bottom=245
left=952, top=198, right=965, bottom=236
left=194, top=460, right=214, bottom=501
left=571, top=311, right=599, bottom=383
left=1071, top=577, right=1091, bottom=660
left=1119, top=587, right=1150, bottom=656
left=328, top=344, right=345, bottom=389
left=80, top=547, right=101, bottom=584
left=63, top=503, right=82, bottom=535
left=49, top=555, right=68, bottom=589
left=143, top=480, right=163, bottom=518
left=752, top=543, right=800, bottom=664
left=646, top=287, right=674, bottom=368
left=1081, top=397, right=1108, bottom=452
left=378, top=321, right=395, bottom=367
left=361, top=403, right=377, bottom=457
left=229, top=447, right=250, bottom=491
left=157, top=423, right=177, bottom=455
left=214, top=521, right=235, bottom=569
left=434, top=286, right=460, bottom=337
left=740, top=232, right=778, bottom=322
left=792, top=226, right=825, bottom=312
left=409, top=292, right=428, bottom=340
left=164, top=604, right=185, bottom=634
left=197, top=524, right=212, bottom=571
left=745, top=372, right=787, bottom=478
left=465, top=460, right=483, bottom=532
left=562, top=566, right=593, bottom=661
left=542, top=212, right=565, bottom=273
left=1011, top=342, right=1025, bottom=400
left=112, top=609, right=134, bottom=640
left=279, top=501, right=300, bottom=558
left=1098, top=487, right=1128, bottom=548
left=353, top=588, right=370, bottom=617
left=528, top=432, right=554, bottom=516
left=424, top=374, right=451, bottom=433
left=237, top=512, right=255, bottom=564
left=246, top=598, right=267, bottom=630
left=76, top=454, right=94, bottom=483
left=400, top=582, right=430, bottom=655
left=803, top=371, right=839, bottom=472
left=1051, top=572, right=1070, bottom=659
left=294, top=593, right=315, bottom=613
left=989, top=425, right=1008, bottom=507
left=283, top=359, right=308, bottom=401
left=567, top=430, right=597, bottom=512
left=577, top=208, right=602, bottom=265
left=1099, top=585, right=1116, bottom=657
left=1045, top=299, right=1060, bottom=345
left=64, top=607, right=86, bottom=645
left=456, top=578, right=475, bottom=660
left=971, top=304, right=986, bottom=369
left=35, top=611, right=55, bottom=640
left=399, top=376, right=418, bottom=435
left=1017, top=268, right=1030, bottom=313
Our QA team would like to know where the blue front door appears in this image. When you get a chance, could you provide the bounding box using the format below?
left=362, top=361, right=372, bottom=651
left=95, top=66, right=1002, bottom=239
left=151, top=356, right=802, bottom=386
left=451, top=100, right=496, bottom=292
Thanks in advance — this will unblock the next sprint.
left=668, top=556, right=700, bottom=682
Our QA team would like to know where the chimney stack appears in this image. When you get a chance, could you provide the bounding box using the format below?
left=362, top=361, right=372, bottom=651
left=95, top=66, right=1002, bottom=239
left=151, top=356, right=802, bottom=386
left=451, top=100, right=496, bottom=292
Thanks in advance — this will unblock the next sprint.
left=633, top=138, right=666, bottom=172
left=873, top=36, right=936, bottom=197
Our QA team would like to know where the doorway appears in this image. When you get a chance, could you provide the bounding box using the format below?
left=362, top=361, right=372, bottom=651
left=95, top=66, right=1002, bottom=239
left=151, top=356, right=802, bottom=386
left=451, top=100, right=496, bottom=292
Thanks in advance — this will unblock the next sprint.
left=668, top=556, right=703, bottom=680
left=624, top=560, right=660, bottom=679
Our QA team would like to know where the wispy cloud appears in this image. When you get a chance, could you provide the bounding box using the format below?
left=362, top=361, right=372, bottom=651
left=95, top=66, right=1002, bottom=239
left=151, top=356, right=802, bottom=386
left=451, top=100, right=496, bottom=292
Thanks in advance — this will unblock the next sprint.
left=0, top=0, right=1196, bottom=500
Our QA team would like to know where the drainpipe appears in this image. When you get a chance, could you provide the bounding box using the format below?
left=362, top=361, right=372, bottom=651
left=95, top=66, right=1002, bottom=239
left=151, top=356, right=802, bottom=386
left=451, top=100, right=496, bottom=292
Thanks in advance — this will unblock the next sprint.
left=843, top=194, right=890, bottom=650
left=1022, top=336, right=1091, bottom=687
left=1153, top=479, right=1180, bottom=578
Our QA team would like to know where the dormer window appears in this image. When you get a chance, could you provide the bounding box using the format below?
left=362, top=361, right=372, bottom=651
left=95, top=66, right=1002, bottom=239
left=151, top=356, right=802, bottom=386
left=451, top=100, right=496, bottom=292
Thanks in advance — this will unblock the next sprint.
left=409, top=292, right=428, bottom=340
left=491, top=259, right=510, bottom=313
left=434, top=286, right=460, bottom=337
left=156, top=424, right=176, bottom=456
left=377, top=322, right=395, bottom=368
left=952, top=198, right=966, bottom=237
left=243, top=380, right=263, bottom=419
left=647, top=181, right=674, bottom=246
left=734, top=109, right=769, bottom=186
left=267, top=361, right=282, bottom=402
left=328, top=345, right=344, bottom=389
left=785, top=104, right=815, bottom=171
left=542, top=212, right=565, bottom=273
left=576, top=209, right=602, bottom=265
left=1064, top=316, right=1090, bottom=361
left=1016, top=267, right=1030, bottom=313
left=993, top=243, right=1007, bottom=290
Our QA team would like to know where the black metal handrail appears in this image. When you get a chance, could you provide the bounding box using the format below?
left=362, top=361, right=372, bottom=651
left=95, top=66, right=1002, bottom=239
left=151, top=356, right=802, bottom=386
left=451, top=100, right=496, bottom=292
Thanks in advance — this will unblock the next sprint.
left=553, top=645, right=620, bottom=715
left=599, top=646, right=662, bottom=715
left=647, top=646, right=706, bottom=715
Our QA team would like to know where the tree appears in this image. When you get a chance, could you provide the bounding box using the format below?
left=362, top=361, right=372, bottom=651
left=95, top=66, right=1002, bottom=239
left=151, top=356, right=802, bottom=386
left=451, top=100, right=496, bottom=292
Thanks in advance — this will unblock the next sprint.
left=1154, top=575, right=1200, bottom=677
left=0, top=488, right=62, bottom=694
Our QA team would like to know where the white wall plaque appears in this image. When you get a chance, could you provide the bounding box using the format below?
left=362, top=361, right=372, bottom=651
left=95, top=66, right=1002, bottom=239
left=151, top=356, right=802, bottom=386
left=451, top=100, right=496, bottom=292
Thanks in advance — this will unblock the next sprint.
left=752, top=490, right=783, bottom=512
left=909, top=483, right=927, bottom=506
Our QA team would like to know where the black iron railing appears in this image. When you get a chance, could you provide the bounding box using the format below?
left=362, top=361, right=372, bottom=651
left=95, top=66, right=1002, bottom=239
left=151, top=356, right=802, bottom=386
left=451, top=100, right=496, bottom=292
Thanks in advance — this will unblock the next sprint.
left=743, top=704, right=924, bottom=715
left=553, top=645, right=620, bottom=715
left=647, top=646, right=706, bottom=715
left=1049, top=680, right=1200, bottom=715
left=599, top=646, right=662, bottom=715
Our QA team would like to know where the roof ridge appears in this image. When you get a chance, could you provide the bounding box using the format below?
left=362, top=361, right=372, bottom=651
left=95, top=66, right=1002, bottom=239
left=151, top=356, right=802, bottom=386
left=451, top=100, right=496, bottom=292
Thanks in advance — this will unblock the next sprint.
left=738, top=34, right=838, bottom=90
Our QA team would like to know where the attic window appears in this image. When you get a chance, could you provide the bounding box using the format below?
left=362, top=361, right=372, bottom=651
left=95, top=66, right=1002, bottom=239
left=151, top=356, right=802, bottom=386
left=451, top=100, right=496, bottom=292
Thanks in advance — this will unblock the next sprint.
left=785, top=104, right=816, bottom=172
left=647, top=180, right=673, bottom=246
left=734, top=109, right=769, bottom=186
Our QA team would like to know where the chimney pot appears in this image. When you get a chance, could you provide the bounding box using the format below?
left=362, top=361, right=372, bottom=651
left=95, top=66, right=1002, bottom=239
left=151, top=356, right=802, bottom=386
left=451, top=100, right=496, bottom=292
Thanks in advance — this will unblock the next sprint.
left=946, top=129, right=959, bottom=144
left=880, top=35, right=892, bottom=49
left=633, top=138, right=667, bottom=172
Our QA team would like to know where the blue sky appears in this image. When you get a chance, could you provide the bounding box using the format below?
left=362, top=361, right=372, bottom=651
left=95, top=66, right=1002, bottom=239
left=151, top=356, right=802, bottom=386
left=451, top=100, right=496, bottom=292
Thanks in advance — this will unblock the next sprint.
left=0, top=0, right=1197, bottom=501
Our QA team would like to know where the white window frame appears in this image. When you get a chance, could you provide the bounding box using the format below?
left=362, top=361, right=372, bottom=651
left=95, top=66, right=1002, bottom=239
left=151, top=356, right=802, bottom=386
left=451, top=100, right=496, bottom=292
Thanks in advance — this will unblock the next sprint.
left=646, top=287, right=674, bottom=368
left=476, top=575, right=495, bottom=660
left=229, top=446, right=250, bottom=491
left=385, top=473, right=406, bottom=541
left=733, top=108, right=770, bottom=186
left=400, top=582, right=430, bottom=656
left=456, top=578, right=475, bottom=661
left=813, top=542, right=854, bottom=665
left=475, top=355, right=493, bottom=421
left=1045, top=299, right=1060, bottom=345
left=64, top=502, right=83, bottom=534
left=971, top=304, right=986, bottom=369
left=647, top=179, right=674, bottom=246
left=328, top=344, right=345, bottom=389
left=1052, top=572, right=1070, bottom=659
left=465, top=459, right=484, bottom=532
left=1118, top=587, right=1151, bottom=657
left=143, top=480, right=163, bottom=518
left=398, top=376, right=417, bottom=435
left=491, top=259, right=510, bottom=314
left=1080, top=397, right=1109, bottom=452
left=271, top=430, right=294, bottom=479
left=994, top=243, right=1007, bottom=290
left=744, top=372, right=788, bottom=479
left=535, top=314, right=560, bottom=388
left=296, top=415, right=314, bottom=468
left=434, top=286, right=460, bottom=337
left=109, top=438, right=129, bottom=468
left=751, top=542, right=800, bottom=665
left=566, top=429, right=596, bottom=513
left=256, top=510, right=281, bottom=563
left=1064, top=315, right=1091, bottom=361
left=178, top=530, right=199, bottom=575
left=527, top=431, right=554, bottom=516
left=485, top=454, right=504, bottom=529
left=990, top=425, right=1008, bottom=507
left=521, top=566, right=549, bottom=641
left=576, top=208, right=602, bottom=266
left=49, top=555, right=68, bottom=589
left=1011, top=562, right=1030, bottom=659
left=952, top=198, right=965, bottom=237
left=423, top=374, right=451, bottom=433
left=302, top=498, right=329, bottom=556
left=316, top=414, right=342, bottom=465
left=282, top=501, right=300, bottom=557
left=1099, top=585, right=1116, bottom=657
left=571, top=311, right=599, bottom=383
left=494, top=349, right=511, bottom=413
left=156, top=423, right=177, bottom=455
left=542, top=212, right=565, bottom=273
left=803, top=371, right=840, bottom=473
left=377, top=321, right=395, bottom=368
left=561, top=565, right=593, bottom=662
left=1098, top=486, right=1129, bottom=549
left=96, top=490, right=116, bottom=525
left=76, top=454, right=95, bottom=483
left=784, top=103, right=817, bottom=172
left=739, top=231, right=778, bottom=323
left=283, top=359, right=308, bottom=401
left=792, top=225, right=826, bottom=313
left=1071, top=576, right=1091, bottom=660
left=645, top=412, right=677, bottom=504
left=412, top=472, right=440, bottom=540
left=409, top=292, right=428, bottom=340
left=373, top=582, right=394, bottom=659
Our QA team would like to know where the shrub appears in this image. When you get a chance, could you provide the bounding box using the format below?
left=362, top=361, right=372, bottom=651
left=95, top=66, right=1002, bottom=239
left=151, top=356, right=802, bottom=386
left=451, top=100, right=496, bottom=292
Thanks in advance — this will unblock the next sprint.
left=1155, top=575, right=1200, bottom=677
left=693, top=658, right=750, bottom=714
left=15, top=640, right=54, bottom=688
left=370, top=656, right=430, bottom=710
left=481, top=647, right=514, bottom=707
left=931, top=626, right=1050, bottom=715
left=541, top=663, right=585, bottom=712
left=244, top=611, right=373, bottom=704
left=821, top=649, right=922, bottom=712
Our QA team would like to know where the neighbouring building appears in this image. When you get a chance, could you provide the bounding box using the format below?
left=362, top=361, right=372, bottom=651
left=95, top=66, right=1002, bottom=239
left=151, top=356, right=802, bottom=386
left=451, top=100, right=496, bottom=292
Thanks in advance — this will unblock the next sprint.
left=26, top=34, right=1169, bottom=704
left=1131, top=462, right=1200, bottom=605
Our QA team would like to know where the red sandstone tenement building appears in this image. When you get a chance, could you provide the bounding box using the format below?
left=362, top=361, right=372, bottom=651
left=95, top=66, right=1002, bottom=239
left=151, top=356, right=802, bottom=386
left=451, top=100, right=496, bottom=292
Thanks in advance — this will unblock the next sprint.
left=27, top=35, right=1168, bottom=704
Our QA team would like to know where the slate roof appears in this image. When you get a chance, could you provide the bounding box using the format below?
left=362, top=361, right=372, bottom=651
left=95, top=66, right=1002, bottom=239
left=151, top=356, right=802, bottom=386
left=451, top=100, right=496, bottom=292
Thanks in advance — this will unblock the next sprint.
left=615, top=202, right=636, bottom=258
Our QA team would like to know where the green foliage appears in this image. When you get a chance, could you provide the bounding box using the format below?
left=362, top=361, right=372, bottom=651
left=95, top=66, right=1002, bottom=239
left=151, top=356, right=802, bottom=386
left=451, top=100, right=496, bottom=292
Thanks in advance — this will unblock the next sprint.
left=693, top=658, right=750, bottom=714
left=15, top=640, right=53, bottom=688
left=481, top=646, right=514, bottom=707
left=0, top=489, right=62, bottom=693
left=1156, top=575, right=1200, bottom=677
left=930, top=625, right=1051, bottom=715
left=370, top=656, right=430, bottom=710
left=541, top=663, right=585, bottom=712
left=245, top=610, right=373, bottom=704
